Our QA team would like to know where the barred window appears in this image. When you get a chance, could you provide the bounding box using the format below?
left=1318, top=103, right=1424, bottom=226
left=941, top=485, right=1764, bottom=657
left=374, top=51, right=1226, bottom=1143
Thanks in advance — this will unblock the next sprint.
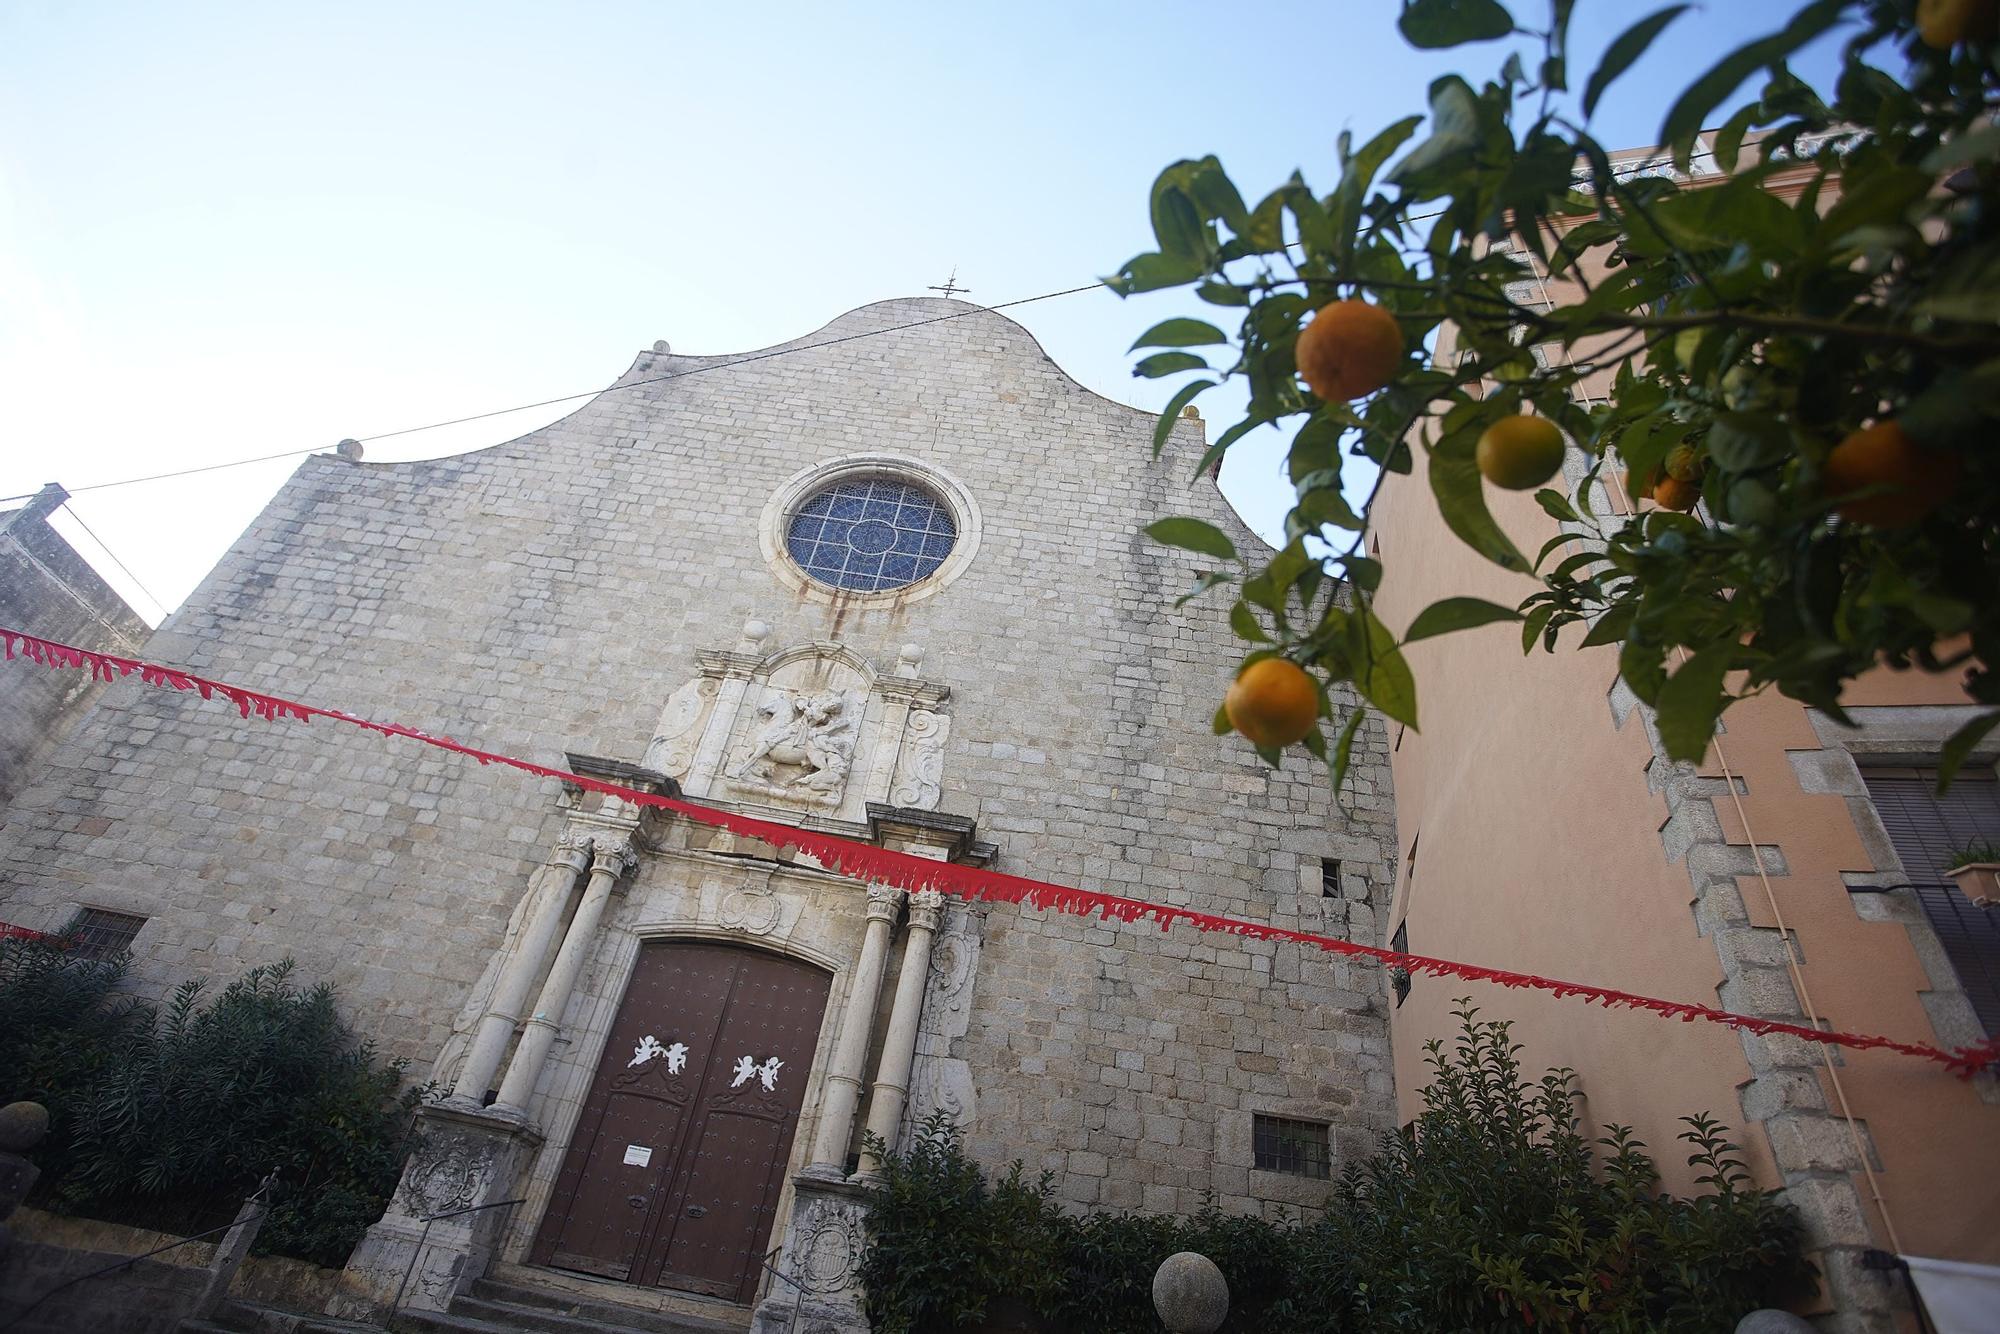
left=1253, top=1115, right=1331, bottom=1179
left=784, top=476, right=956, bottom=593
left=68, top=908, right=145, bottom=960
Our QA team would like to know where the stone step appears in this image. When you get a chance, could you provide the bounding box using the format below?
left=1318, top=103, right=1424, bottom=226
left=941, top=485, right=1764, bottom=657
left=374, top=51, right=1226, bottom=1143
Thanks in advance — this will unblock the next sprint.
left=179, top=1301, right=389, bottom=1334
left=467, top=1277, right=747, bottom=1334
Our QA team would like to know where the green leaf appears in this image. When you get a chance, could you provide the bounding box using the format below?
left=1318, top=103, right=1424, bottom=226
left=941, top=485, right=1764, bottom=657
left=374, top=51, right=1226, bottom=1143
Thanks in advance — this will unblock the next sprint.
left=1133, top=351, right=1210, bottom=379
left=1129, top=318, right=1228, bottom=352
left=1429, top=427, right=1530, bottom=572
left=1342, top=555, right=1384, bottom=594
left=1535, top=488, right=1580, bottom=523
left=1212, top=700, right=1234, bottom=736
left=1583, top=5, right=1689, bottom=120
left=1923, top=123, right=2000, bottom=172
left=1397, top=0, right=1513, bottom=49
left=1328, top=708, right=1366, bottom=797
left=1348, top=602, right=1419, bottom=729
left=1705, top=412, right=1791, bottom=472
left=1655, top=643, right=1733, bottom=763
left=1152, top=379, right=1216, bottom=457
left=1387, top=77, right=1483, bottom=186
left=1196, top=281, right=1251, bottom=307
left=1173, top=571, right=1235, bottom=608
left=1144, top=516, right=1236, bottom=561
left=1936, top=712, right=2000, bottom=794
left=1404, top=596, right=1524, bottom=643
left=1578, top=604, right=1636, bottom=648
left=1658, top=2, right=1843, bottom=170
left=1229, top=601, right=1271, bottom=643
left=1103, top=252, right=1205, bottom=296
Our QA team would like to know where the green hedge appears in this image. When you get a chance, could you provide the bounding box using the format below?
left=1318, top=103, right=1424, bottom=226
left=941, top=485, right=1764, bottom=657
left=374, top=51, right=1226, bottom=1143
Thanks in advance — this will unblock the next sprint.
left=0, top=933, right=423, bottom=1268
left=860, top=1002, right=1813, bottom=1333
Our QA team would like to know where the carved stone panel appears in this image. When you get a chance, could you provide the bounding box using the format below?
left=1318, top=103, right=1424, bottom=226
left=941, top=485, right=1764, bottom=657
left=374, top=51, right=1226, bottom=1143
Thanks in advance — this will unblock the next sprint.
left=639, top=638, right=950, bottom=825
left=728, top=687, right=864, bottom=805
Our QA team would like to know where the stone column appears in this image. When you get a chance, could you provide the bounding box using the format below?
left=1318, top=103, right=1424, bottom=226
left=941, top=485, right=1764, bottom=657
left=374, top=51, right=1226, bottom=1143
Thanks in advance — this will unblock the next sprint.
left=803, top=885, right=903, bottom=1178
left=857, top=890, right=944, bottom=1174
left=447, top=832, right=594, bottom=1108
left=491, top=833, right=637, bottom=1118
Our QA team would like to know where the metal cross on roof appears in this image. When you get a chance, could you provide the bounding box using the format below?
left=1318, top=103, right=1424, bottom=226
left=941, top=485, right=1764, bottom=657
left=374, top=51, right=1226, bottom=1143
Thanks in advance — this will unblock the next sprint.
left=928, top=268, right=970, bottom=300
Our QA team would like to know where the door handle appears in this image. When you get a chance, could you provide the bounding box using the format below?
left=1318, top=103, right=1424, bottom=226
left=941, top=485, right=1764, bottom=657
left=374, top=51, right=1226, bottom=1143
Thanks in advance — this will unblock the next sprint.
left=628, top=1195, right=648, bottom=1209
left=685, top=1204, right=707, bottom=1219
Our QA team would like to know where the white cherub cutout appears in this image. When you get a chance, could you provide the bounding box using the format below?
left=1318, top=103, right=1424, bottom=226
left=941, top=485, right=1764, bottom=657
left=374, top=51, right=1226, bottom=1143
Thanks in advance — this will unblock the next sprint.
left=629, top=1035, right=691, bottom=1074
left=728, top=1054, right=785, bottom=1092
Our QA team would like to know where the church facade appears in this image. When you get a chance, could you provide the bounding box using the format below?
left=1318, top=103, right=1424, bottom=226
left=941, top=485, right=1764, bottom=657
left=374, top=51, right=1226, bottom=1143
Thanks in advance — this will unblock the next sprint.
left=0, top=299, right=1400, bottom=1329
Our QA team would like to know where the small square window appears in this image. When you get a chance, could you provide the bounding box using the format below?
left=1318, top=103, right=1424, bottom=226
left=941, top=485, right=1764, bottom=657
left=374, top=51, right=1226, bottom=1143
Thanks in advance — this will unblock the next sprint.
left=67, top=908, right=145, bottom=961
left=1253, top=1115, right=1331, bottom=1179
left=1320, top=858, right=1341, bottom=898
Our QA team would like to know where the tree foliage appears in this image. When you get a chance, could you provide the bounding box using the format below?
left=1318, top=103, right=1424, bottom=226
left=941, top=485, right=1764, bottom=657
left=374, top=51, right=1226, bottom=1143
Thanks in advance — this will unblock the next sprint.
left=858, top=1006, right=1810, bottom=1332
left=1119, top=0, right=1999, bottom=789
left=0, top=936, right=424, bottom=1268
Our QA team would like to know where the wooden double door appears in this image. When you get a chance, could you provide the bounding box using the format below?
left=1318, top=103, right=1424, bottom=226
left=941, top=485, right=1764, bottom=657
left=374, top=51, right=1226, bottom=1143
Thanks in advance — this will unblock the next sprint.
left=531, top=940, right=831, bottom=1303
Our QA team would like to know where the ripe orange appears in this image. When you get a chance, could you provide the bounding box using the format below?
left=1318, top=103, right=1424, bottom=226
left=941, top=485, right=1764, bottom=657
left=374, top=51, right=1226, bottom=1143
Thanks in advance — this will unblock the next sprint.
left=1823, top=420, right=1963, bottom=527
left=1652, top=475, right=1703, bottom=511
left=1918, top=0, right=1999, bottom=47
left=1475, top=415, right=1565, bottom=490
left=1664, top=444, right=1705, bottom=483
left=1295, top=301, right=1404, bottom=401
left=1224, top=658, right=1320, bottom=748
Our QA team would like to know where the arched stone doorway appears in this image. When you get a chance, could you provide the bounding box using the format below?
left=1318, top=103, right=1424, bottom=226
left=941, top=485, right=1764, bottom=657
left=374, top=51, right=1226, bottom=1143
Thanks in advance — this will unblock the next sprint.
left=530, top=939, right=831, bottom=1303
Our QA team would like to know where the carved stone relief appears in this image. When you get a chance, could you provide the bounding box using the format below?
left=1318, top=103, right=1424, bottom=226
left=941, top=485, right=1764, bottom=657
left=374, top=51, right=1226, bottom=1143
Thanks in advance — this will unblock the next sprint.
left=795, top=1197, right=866, bottom=1295
left=717, top=872, right=785, bottom=937
left=729, top=688, right=863, bottom=804
left=889, top=709, right=949, bottom=809
left=639, top=636, right=951, bottom=824
left=641, top=677, right=719, bottom=779
left=904, top=904, right=981, bottom=1141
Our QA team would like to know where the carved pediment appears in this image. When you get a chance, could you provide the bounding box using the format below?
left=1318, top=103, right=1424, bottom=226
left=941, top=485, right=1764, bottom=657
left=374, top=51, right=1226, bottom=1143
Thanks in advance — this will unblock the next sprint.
left=639, top=625, right=953, bottom=823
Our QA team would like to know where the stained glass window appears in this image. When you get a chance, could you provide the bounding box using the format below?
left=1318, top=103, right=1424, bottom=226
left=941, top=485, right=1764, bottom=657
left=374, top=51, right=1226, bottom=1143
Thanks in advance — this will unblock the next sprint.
left=785, top=476, right=956, bottom=592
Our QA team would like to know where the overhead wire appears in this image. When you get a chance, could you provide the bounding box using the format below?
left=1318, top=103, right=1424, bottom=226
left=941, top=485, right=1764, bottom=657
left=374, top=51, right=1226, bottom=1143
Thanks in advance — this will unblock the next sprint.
left=0, top=143, right=1736, bottom=508
left=0, top=282, right=1108, bottom=506
left=56, top=502, right=173, bottom=621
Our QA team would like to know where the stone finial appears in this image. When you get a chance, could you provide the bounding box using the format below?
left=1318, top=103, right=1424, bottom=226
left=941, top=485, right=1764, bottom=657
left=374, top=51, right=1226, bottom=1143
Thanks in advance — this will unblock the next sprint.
left=897, top=643, right=924, bottom=677
left=652, top=340, right=672, bottom=354
left=1153, top=1251, right=1228, bottom=1334
left=1180, top=404, right=1202, bottom=419
left=1735, top=1313, right=1817, bottom=1334
left=741, top=619, right=772, bottom=651
left=335, top=438, right=364, bottom=461
left=0, top=1102, right=49, bottom=1153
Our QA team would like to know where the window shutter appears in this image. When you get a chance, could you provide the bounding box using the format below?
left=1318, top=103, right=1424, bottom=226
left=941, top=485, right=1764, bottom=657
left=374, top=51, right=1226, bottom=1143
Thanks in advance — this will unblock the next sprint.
left=1859, top=769, right=2000, bottom=1037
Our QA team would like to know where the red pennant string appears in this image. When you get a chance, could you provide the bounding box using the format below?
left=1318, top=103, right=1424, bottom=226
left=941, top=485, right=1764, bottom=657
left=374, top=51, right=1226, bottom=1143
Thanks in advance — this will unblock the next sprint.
left=4, top=625, right=1995, bottom=1079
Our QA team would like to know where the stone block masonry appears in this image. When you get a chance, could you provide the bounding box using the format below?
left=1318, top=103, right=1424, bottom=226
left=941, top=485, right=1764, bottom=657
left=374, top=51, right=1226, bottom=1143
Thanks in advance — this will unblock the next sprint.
left=0, top=298, right=1399, bottom=1219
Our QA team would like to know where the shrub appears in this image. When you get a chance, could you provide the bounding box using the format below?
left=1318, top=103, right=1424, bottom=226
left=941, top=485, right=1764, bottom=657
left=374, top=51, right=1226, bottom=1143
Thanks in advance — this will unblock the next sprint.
left=1296, top=1003, right=1816, bottom=1332
left=859, top=1004, right=1812, bottom=1332
left=1, top=937, right=424, bottom=1269
left=857, top=1115, right=1065, bottom=1333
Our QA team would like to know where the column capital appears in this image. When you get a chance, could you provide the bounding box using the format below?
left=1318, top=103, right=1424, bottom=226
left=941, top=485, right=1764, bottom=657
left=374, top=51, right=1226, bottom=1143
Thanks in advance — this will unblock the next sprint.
left=549, top=829, right=597, bottom=870
left=586, top=833, right=639, bottom=882
left=865, top=884, right=905, bottom=923
left=907, top=888, right=945, bottom=934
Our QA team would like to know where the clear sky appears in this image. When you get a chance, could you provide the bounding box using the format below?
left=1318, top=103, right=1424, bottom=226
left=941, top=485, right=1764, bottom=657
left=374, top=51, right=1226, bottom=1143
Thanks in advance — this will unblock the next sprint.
left=0, top=1, right=1851, bottom=624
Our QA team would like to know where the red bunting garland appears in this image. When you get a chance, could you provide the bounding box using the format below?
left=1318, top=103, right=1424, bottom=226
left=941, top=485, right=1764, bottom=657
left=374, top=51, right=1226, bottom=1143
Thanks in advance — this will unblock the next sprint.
left=4, top=625, right=1996, bottom=1079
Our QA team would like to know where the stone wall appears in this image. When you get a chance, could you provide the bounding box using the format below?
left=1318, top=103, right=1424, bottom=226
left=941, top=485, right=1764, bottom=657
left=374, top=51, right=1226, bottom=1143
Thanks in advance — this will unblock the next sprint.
left=0, top=484, right=150, bottom=815
left=0, top=298, right=1399, bottom=1219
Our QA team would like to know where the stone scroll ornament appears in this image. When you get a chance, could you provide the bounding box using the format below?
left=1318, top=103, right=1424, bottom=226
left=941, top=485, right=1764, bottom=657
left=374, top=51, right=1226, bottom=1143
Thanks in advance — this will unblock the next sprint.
left=4, top=625, right=1995, bottom=1078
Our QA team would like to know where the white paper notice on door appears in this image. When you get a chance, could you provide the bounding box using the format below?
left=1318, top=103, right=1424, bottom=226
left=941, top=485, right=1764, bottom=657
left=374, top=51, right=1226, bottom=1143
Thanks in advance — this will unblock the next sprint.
left=623, top=1144, right=652, bottom=1167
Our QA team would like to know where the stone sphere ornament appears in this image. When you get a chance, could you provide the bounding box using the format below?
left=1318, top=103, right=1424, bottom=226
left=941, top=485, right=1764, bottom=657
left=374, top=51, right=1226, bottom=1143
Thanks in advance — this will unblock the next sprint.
left=0, top=1102, right=49, bottom=1153
left=1152, top=1250, right=1229, bottom=1334
left=1735, top=1311, right=1818, bottom=1334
